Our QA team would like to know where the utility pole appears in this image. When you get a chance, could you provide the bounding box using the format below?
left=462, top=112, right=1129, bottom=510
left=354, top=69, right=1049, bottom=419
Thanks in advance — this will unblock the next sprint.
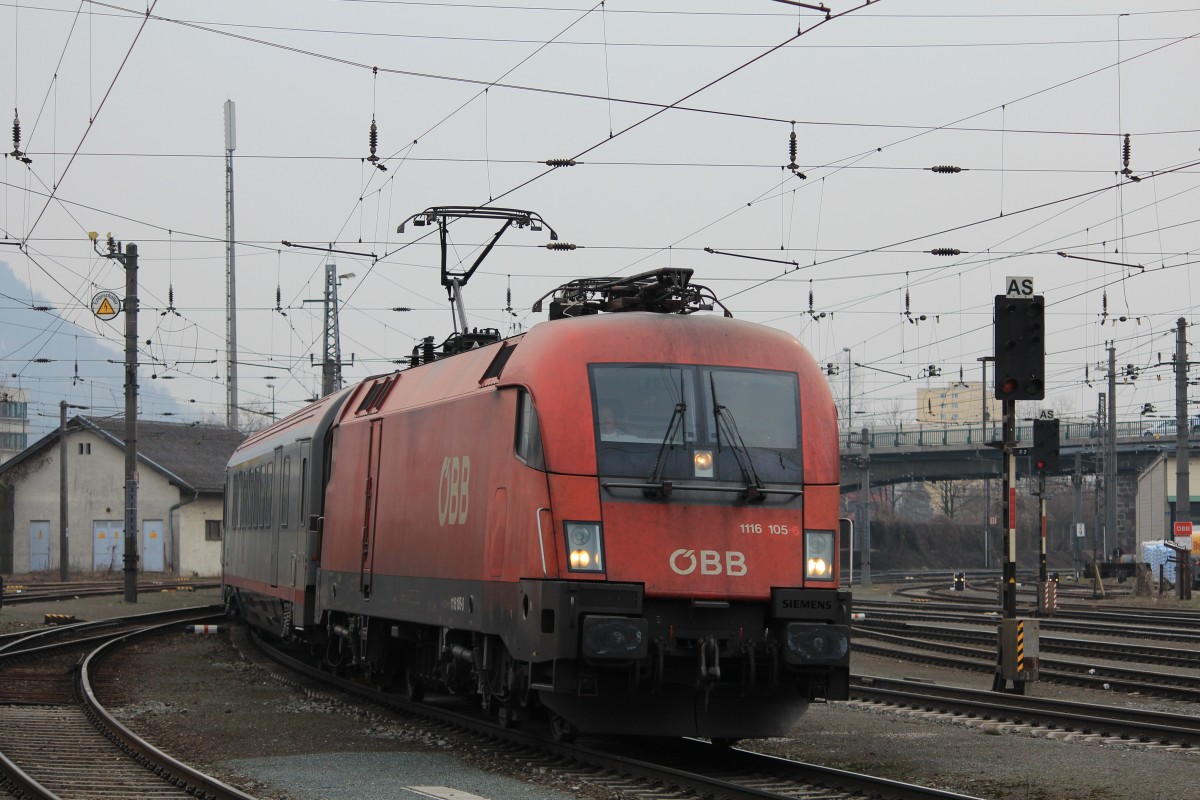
left=91, top=233, right=140, bottom=602
left=1072, top=452, right=1083, bottom=579
left=978, top=356, right=994, bottom=568
left=225, top=100, right=239, bottom=430
left=304, top=260, right=355, bottom=397
left=843, top=347, right=852, bottom=428
left=58, top=400, right=88, bottom=581
left=322, top=260, right=340, bottom=396
left=858, top=427, right=872, bottom=589
left=1095, top=391, right=1105, bottom=576
left=59, top=402, right=68, bottom=581
left=1175, top=318, right=1190, bottom=528
left=122, top=242, right=140, bottom=603
left=1106, top=344, right=1118, bottom=559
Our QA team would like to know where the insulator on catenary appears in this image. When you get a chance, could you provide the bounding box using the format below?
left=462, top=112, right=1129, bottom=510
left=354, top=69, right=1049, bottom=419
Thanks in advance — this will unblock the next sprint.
left=788, top=127, right=798, bottom=171
left=367, top=116, right=379, bottom=162
left=929, top=248, right=962, bottom=256
left=929, top=165, right=961, bottom=173
left=1121, top=133, right=1131, bottom=175
left=11, top=111, right=19, bottom=153
left=545, top=242, right=577, bottom=250
left=545, top=159, right=577, bottom=167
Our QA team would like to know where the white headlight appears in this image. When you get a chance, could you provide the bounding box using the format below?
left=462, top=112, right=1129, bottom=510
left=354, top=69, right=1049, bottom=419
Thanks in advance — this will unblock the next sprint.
left=805, top=531, right=835, bottom=580
left=565, top=522, right=604, bottom=572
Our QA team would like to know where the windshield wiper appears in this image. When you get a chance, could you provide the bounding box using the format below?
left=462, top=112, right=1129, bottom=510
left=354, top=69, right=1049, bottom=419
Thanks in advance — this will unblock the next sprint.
left=710, top=374, right=764, bottom=502
left=644, top=400, right=686, bottom=499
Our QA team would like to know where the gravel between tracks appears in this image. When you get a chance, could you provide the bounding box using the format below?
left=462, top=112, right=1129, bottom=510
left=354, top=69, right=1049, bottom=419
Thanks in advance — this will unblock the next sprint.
left=5, top=587, right=1199, bottom=800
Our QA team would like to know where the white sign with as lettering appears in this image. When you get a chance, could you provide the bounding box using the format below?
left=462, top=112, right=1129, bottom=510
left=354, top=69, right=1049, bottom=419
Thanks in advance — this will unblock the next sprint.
left=1005, top=276, right=1035, bottom=297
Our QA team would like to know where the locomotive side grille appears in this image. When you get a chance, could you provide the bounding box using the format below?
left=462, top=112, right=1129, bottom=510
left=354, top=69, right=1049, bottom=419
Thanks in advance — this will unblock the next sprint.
left=575, top=584, right=640, bottom=612
left=355, top=374, right=399, bottom=415
left=480, top=341, right=518, bottom=382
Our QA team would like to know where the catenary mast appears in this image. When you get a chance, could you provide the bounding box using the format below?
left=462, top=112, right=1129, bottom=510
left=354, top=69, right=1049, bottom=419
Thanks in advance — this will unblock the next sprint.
left=225, top=100, right=239, bottom=429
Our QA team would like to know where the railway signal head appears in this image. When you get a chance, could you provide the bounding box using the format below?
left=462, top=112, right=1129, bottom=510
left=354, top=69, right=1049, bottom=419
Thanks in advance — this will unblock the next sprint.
left=994, top=295, right=1045, bottom=400
left=1032, top=418, right=1060, bottom=472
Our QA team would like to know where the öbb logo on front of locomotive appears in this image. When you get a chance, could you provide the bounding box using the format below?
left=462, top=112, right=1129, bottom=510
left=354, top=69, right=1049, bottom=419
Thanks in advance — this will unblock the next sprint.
left=668, top=548, right=748, bottom=577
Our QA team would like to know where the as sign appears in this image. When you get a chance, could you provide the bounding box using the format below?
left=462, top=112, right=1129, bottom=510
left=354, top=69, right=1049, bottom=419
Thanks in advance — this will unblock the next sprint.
left=1005, top=276, right=1034, bottom=297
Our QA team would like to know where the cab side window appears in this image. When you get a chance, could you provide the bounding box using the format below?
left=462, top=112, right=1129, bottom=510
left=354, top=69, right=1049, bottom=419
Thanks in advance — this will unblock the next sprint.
left=515, top=390, right=546, bottom=471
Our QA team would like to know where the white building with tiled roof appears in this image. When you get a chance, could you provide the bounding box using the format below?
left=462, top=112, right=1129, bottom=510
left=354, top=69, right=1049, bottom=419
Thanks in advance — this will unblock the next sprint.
left=0, top=417, right=244, bottom=576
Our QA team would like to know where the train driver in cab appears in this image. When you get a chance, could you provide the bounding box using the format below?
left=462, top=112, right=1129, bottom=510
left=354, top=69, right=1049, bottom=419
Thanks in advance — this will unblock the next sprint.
left=598, top=400, right=638, bottom=442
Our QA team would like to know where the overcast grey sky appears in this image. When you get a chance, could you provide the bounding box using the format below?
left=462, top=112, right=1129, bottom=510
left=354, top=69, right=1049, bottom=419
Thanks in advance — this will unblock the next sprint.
left=3, top=0, right=1198, bottom=437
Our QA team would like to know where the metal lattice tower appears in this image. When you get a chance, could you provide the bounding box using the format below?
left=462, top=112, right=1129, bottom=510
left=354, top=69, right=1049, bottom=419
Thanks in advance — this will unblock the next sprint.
left=321, top=259, right=342, bottom=397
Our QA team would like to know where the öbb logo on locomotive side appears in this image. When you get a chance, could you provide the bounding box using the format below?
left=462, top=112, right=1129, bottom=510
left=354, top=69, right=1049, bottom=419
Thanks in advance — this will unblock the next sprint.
left=438, top=455, right=471, bottom=526
left=669, top=549, right=747, bottom=576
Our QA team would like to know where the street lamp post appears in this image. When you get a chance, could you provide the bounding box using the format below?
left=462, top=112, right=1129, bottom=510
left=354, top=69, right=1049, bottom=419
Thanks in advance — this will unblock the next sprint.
left=842, top=347, right=852, bottom=428
left=978, top=356, right=995, bottom=569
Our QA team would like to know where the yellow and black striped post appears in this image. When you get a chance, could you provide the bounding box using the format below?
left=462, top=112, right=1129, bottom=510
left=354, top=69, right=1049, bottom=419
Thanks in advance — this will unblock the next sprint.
left=995, top=617, right=1040, bottom=693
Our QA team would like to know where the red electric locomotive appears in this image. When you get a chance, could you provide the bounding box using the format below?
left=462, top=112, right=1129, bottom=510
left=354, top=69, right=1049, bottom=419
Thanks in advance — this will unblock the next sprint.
left=223, top=268, right=850, bottom=741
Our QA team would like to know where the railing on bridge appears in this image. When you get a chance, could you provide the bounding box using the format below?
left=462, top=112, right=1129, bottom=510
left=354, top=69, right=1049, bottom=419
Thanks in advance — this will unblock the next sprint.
left=839, top=420, right=1150, bottom=450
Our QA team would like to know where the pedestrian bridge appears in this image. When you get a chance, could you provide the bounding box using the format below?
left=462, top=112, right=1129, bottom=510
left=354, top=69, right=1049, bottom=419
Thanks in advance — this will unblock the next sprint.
left=838, top=420, right=1185, bottom=490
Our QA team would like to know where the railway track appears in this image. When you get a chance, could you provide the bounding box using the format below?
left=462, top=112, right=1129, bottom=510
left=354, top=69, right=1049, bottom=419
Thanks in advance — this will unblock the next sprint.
left=851, top=675, right=1200, bottom=749
left=855, top=598, right=1200, bottom=643
left=249, top=628, right=985, bottom=800
left=852, top=627, right=1200, bottom=701
left=858, top=618, right=1200, bottom=669
left=0, top=579, right=218, bottom=607
left=0, top=607, right=254, bottom=800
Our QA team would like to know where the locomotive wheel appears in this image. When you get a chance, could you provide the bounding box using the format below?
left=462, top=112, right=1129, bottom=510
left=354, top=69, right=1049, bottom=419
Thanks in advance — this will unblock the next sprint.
left=549, top=712, right=577, bottom=744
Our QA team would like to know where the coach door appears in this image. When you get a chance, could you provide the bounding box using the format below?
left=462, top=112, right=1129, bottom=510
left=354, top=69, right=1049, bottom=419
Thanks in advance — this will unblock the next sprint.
left=270, top=447, right=283, bottom=587
left=360, top=419, right=384, bottom=597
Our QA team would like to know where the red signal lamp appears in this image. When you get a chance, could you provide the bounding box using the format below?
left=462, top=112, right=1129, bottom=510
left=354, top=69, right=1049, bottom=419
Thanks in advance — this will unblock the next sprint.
left=1000, top=378, right=1019, bottom=395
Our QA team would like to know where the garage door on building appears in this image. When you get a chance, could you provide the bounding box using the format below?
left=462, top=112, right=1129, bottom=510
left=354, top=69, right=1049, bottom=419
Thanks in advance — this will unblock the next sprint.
left=93, top=520, right=123, bottom=571
left=29, top=521, right=51, bottom=572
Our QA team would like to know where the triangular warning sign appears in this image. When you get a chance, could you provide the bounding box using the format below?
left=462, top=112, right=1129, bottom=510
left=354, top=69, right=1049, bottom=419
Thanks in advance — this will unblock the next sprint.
left=97, top=297, right=115, bottom=315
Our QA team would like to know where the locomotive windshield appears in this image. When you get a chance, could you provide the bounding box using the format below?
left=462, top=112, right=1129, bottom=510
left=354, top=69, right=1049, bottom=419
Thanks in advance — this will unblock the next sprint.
left=590, top=364, right=802, bottom=484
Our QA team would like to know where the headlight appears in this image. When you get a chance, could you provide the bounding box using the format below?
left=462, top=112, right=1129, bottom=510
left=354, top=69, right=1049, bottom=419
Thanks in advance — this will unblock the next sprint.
left=693, top=449, right=714, bottom=477
left=565, top=521, right=604, bottom=573
left=805, top=530, right=835, bottom=580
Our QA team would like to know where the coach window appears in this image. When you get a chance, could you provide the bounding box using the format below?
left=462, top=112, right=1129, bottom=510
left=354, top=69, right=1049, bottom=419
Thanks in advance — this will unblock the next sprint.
left=300, top=457, right=309, bottom=527
left=514, top=390, right=546, bottom=471
left=256, top=465, right=265, bottom=528
left=265, top=463, right=274, bottom=528
left=280, top=456, right=291, bottom=528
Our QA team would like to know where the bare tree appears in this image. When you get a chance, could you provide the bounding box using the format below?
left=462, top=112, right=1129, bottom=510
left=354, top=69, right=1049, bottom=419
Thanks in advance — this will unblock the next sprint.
left=932, top=479, right=973, bottom=519
left=235, top=401, right=274, bottom=434
left=877, top=396, right=909, bottom=428
left=1047, top=392, right=1075, bottom=420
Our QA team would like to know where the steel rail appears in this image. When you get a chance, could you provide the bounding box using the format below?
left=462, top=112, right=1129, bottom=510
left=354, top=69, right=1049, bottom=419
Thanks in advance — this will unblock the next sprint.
left=852, top=675, right=1199, bottom=747
left=853, top=629, right=1200, bottom=701
left=250, top=629, right=985, bottom=800
left=0, top=607, right=251, bottom=800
